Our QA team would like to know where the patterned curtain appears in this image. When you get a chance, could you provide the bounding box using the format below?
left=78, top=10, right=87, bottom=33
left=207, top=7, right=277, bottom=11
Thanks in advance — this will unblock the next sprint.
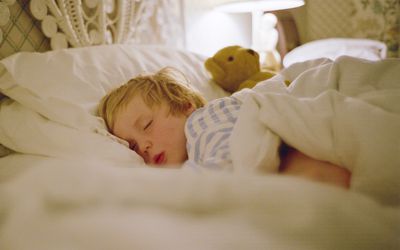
left=303, top=0, right=399, bottom=58
left=0, top=0, right=50, bottom=60
left=351, top=0, right=399, bottom=58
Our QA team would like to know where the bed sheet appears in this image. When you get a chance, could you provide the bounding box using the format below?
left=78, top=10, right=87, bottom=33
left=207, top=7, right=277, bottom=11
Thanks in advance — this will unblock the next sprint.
left=0, top=154, right=399, bottom=250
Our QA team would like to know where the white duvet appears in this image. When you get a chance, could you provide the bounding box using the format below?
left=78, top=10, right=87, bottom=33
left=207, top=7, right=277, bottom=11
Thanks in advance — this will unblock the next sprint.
left=231, top=56, right=400, bottom=206
left=0, top=54, right=400, bottom=249
left=0, top=155, right=399, bottom=250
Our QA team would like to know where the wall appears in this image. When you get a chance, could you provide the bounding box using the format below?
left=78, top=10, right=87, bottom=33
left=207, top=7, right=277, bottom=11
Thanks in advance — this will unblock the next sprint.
left=183, top=0, right=252, bottom=56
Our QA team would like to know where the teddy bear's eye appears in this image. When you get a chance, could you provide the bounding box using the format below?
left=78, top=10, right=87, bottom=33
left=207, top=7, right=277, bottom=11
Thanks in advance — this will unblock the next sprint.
left=227, top=56, right=234, bottom=62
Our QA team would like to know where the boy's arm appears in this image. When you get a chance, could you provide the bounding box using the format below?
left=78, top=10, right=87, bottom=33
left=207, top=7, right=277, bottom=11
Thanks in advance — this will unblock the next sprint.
left=279, top=147, right=351, bottom=189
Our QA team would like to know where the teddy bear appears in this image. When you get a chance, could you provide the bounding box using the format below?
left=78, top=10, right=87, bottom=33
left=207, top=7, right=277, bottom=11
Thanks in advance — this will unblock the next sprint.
left=205, top=45, right=276, bottom=93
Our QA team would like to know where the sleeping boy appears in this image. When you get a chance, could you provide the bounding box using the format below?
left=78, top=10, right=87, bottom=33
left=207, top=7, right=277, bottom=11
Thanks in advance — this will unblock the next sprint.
left=98, top=67, right=351, bottom=189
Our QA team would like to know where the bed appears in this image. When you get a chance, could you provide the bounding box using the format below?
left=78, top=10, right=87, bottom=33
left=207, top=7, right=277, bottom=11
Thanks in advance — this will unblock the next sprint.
left=1, top=1, right=400, bottom=249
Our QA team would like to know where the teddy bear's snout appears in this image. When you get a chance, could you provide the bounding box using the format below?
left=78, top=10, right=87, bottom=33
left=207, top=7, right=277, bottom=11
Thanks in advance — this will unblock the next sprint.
left=246, top=49, right=256, bottom=56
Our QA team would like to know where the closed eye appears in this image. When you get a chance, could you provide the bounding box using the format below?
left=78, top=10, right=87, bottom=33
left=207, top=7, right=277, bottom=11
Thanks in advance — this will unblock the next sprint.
left=144, top=120, right=152, bottom=130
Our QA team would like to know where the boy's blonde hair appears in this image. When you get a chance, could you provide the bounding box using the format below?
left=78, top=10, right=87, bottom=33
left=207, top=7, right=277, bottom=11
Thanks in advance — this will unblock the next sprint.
left=98, top=67, right=206, bottom=132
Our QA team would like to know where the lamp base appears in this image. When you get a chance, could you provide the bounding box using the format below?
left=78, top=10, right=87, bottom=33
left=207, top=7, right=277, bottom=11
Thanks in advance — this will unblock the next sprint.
left=260, top=50, right=281, bottom=72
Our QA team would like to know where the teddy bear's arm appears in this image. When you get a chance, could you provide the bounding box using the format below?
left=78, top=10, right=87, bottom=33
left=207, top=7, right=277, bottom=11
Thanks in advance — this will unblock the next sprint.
left=238, top=79, right=259, bottom=91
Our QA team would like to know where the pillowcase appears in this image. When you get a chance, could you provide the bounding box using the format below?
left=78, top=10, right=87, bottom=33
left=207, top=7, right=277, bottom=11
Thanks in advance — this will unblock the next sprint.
left=0, top=98, right=141, bottom=163
left=283, top=38, right=387, bottom=68
left=0, top=44, right=227, bottom=128
left=0, top=44, right=228, bottom=160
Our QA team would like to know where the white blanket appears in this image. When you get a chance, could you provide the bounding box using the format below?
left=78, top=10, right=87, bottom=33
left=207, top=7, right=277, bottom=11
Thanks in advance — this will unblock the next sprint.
left=231, top=56, right=400, bottom=206
left=0, top=154, right=399, bottom=250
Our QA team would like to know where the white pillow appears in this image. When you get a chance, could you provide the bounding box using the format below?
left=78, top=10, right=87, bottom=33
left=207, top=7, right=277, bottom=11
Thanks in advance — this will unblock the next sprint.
left=0, top=98, right=141, bottom=163
left=0, top=44, right=228, bottom=160
left=283, top=38, right=387, bottom=68
left=0, top=44, right=227, bottom=129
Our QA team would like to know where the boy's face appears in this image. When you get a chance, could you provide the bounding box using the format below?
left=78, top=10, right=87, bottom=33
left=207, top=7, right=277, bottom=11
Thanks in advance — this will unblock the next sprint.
left=113, top=95, right=194, bottom=167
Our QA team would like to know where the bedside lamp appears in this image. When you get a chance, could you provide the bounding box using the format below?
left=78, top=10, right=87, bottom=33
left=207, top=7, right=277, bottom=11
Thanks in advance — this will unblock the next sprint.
left=215, top=0, right=304, bottom=70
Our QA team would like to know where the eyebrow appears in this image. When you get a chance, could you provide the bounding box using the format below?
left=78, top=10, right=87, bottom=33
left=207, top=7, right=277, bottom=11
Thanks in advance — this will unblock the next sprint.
left=132, top=115, right=141, bottom=128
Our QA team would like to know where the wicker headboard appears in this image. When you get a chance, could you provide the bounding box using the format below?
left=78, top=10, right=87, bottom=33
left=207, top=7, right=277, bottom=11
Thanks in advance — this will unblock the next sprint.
left=0, top=0, right=184, bottom=60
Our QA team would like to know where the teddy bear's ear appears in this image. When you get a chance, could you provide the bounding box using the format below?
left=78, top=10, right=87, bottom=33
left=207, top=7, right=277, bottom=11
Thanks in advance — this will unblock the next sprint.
left=205, top=58, right=226, bottom=81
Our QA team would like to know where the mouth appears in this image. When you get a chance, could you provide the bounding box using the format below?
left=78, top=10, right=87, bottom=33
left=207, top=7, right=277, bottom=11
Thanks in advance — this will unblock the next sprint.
left=153, top=152, right=165, bottom=165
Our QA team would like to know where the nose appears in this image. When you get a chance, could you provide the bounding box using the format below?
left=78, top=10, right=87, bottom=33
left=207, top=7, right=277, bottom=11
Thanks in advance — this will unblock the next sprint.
left=139, top=140, right=151, bottom=154
left=247, top=49, right=256, bottom=55
left=136, top=138, right=152, bottom=158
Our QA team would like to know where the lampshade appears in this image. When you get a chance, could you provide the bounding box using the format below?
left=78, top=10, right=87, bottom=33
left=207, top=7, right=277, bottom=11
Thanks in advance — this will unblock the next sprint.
left=215, top=0, right=304, bottom=13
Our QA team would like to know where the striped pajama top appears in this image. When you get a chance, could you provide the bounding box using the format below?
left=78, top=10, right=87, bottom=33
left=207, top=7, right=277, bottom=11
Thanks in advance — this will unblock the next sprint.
left=183, top=96, right=242, bottom=172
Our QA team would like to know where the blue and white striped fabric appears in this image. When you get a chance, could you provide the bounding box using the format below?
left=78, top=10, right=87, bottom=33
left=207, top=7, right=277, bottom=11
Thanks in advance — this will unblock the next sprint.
left=184, top=96, right=242, bottom=172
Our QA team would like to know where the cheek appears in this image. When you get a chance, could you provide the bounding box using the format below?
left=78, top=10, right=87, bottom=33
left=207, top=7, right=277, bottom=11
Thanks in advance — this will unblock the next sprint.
left=160, top=119, right=186, bottom=143
left=152, top=123, right=178, bottom=144
left=151, top=114, right=187, bottom=146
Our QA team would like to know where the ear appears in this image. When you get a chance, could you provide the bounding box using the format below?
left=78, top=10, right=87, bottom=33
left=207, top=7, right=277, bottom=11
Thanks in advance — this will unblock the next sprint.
left=184, top=102, right=196, bottom=116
